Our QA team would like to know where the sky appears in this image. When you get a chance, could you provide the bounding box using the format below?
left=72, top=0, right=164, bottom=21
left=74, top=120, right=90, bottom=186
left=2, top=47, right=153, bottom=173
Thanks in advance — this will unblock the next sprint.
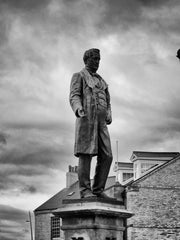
left=0, top=0, right=180, bottom=239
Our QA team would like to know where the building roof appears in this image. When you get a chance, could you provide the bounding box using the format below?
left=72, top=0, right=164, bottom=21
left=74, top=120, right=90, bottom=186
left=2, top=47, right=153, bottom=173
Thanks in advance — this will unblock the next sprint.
left=130, top=151, right=179, bottom=162
left=34, top=176, right=116, bottom=212
left=115, top=162, right=133, bottom=167
left=114, top=162, right=133, bottom=172
left=127, top=153, right=180, bottom=185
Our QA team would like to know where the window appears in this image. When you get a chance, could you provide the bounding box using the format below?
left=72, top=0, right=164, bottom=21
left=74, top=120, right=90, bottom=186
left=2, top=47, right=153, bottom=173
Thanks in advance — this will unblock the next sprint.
left=134, top=163, right=137, bottom=179
left=51, top=217, right=60, bottom=239
left=141, top=163, right=155, bottom=174
left=122, top=172, right=133, bottom=182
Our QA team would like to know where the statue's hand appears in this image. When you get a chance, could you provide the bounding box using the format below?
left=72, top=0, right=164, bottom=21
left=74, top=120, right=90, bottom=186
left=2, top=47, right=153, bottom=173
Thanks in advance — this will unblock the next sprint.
left=106, top=110, right=112, bottom=125
left=77, top=108, right=86, bottom=118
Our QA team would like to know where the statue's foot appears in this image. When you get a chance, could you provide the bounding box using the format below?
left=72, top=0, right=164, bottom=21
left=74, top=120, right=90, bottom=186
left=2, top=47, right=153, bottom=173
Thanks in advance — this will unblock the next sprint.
left=94, top=192, right=116, bottom=200
left=81, top=190, right=96, bottom=199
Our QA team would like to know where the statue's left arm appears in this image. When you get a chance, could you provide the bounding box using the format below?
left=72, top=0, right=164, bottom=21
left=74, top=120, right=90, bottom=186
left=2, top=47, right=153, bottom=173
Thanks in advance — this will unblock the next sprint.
left=105, top=87, right=112, bottom=125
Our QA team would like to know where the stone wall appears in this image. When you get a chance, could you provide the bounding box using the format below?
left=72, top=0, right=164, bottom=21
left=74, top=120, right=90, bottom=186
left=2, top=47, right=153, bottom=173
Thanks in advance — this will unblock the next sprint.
left=126, top=158, right=180, bottom=240
left=34, top=211, right=64, bottom=240
left=35, top=212, right=52, bottom=240
left=127, top=227, right=180, bottom=240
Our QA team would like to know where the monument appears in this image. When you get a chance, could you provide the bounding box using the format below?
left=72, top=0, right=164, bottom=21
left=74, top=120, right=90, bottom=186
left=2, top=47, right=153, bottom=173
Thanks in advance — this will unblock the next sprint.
left=52, top=49, right=133, bottom=240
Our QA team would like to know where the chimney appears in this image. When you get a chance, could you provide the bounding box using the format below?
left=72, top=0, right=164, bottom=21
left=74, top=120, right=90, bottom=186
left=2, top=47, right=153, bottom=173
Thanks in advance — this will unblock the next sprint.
left=66, top=165, right=78, bottom=188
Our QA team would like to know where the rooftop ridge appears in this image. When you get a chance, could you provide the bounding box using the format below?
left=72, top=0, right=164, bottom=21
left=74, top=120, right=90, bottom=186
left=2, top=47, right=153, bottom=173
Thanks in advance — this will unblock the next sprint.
left=132, top=151, right=179, bottom=154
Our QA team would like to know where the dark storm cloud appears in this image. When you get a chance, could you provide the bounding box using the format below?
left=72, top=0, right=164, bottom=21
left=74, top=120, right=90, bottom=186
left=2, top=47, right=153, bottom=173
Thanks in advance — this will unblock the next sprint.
left=102, top=0, right=175, bottom=22
left=4, top=119, right=73, bottom=132
left=138, top=0, right=171, bottom=7
left=1, top=0, right=50, bottom=11
left=0, top=132, right=7, bottom=144
left=0, top=147, right=67, bottom=167
left=100, top=0, right=142, bottom=28
left=0, top=0, right=178, bottom=168
left=0, top=0, right=179, bottom=53
left=0, top=15, right=9, bottom=46
left=0, top=204, right=27, bottom=221
left=0, top=205, right=29, bottom=240
left=95, top=0, right=180, bottom=37
left=0, top=124, right=75, bottom=194
left=0, top=162, right=39, bottom=191
left=111, top=73, right=180, bottom=154
left=0, top=0, right=55, bottom=73
left=0, top=0, right=88, bottom=38
left=0, top=123, right=74, bottom=194
left=22, top=185, right=37, bottom=193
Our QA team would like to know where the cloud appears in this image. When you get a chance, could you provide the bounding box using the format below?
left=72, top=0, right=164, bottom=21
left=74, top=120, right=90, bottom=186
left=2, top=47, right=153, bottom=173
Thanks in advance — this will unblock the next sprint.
left=0, top=204, right=27, bottom=221
left=0, top=124, right=75, bottom=199
left=0, top=137, right=73, bottom=192
left=139, top=0, right=171, bottom=7
left=1, top=0, right=50, bottom=10
left=98, top=0, right=142, bottom=31
left=0, top=132, right=7, bottom=145
left=0, top=205, right=30, bottom=240
left=22, top=185, right=37, bottom=193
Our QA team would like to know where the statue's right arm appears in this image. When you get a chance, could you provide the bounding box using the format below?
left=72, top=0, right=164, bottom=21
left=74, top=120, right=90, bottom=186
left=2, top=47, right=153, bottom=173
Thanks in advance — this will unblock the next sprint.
left=69, top=73, right=83, bottom=117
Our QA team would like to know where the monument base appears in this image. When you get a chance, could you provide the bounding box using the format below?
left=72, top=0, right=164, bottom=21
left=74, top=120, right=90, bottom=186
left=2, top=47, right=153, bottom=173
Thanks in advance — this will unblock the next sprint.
left=53, top=198, right=133, bottom=240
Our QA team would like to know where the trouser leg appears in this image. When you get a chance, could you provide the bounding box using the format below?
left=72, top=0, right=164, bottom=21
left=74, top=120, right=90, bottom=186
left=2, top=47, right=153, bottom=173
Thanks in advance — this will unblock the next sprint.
left=92, top=122, right=113, bottom=195
left=92, top=154, right=112, bottom=194
left=78, top=154, right=92, bottom=197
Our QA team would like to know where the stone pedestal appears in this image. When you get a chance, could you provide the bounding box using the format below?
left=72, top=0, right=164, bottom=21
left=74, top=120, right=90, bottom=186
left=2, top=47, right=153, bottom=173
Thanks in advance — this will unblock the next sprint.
left=53, top=198, right=133, bottom=240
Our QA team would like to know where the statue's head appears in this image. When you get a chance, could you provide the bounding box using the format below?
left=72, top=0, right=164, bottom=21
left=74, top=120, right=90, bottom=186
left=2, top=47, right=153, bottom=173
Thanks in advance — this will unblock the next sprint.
left=83, top=48, right=100, bottom=72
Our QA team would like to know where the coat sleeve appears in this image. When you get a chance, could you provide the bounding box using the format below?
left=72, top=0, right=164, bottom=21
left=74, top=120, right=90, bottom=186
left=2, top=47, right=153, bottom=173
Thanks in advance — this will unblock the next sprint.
left=69, top=72, right=83, bottom=117
left=105, top=87, right=112, bottom=125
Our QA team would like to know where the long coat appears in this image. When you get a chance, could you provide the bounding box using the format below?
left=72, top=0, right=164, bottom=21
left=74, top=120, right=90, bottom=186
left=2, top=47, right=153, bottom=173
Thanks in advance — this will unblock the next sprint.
left=69, top=68, right=111, bottom=157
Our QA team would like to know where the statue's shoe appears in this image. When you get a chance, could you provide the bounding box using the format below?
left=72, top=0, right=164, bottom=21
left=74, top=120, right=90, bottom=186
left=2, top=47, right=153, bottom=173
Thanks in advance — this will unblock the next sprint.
left=81, top=190, right=96, bottom=199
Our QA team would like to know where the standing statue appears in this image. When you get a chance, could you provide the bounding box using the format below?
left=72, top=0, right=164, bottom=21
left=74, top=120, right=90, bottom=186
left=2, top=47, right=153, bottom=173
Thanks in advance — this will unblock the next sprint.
left=69, top=48, right=113, bottom=199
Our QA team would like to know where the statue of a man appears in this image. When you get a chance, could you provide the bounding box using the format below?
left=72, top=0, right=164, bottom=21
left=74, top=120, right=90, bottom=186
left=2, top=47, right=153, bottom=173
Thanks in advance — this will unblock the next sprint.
left=69, top=48, right=113, bottom=199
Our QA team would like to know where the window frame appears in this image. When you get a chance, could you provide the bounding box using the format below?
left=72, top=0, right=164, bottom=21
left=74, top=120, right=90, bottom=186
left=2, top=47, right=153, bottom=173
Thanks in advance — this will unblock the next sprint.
left=51, top=216, right=60, bottom=240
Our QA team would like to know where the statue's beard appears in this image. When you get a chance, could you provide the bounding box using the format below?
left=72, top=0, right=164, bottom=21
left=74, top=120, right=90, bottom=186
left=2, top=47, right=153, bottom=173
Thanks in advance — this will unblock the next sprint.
left=86, top=59, right=99, bottom=73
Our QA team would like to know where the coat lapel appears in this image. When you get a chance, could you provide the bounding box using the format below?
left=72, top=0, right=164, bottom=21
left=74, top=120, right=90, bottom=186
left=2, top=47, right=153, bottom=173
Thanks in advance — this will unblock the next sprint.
left=80, top=68, right=108, bottom=90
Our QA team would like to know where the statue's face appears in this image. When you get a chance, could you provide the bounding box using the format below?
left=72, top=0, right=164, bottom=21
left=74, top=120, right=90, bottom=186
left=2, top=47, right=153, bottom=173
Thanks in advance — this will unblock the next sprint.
left=86, top=52, right=100, bottom=72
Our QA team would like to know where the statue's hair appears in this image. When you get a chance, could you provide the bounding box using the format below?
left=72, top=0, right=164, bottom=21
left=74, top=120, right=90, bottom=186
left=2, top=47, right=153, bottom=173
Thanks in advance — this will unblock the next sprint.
left=83, top=48, right=100, bottom=64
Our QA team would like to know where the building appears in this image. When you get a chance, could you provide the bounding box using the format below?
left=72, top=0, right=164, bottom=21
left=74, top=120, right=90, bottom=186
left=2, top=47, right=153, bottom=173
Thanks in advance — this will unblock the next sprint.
left=126, top=153, right=180, bottom=240
left=114, top=151, right=179, bottom=184
left=130, top=151, right=179, bottom=180
left=34, top=151, right=180, bottom=240
left=114, top=162, right=133, bottom=184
